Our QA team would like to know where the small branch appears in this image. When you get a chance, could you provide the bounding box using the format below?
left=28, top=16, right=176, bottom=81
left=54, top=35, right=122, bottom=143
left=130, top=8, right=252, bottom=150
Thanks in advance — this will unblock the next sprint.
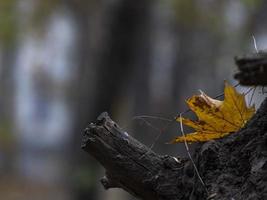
left=82, top=112, right=192, bottom=200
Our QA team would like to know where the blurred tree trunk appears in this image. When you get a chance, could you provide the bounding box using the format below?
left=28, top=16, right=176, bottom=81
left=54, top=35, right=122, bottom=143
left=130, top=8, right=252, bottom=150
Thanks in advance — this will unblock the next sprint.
left=66, top=0, right=152, bottom=199
left=0, top=45, right=16, bottom=172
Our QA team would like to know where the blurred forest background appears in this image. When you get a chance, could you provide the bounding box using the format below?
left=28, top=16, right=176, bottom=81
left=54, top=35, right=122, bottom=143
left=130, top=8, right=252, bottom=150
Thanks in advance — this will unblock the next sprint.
left=0, top=0, right=267, bottom=199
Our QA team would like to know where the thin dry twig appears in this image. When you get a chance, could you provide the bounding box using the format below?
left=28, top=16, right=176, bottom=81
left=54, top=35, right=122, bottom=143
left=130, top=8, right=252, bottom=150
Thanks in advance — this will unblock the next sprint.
left=179, top=113, right=209, bottom=196
left=130, top=115, right=173, bottom=150
left=252, top=35, right=259, bottom=53
left=244, top=87, right=255, bottom=96
left=132, top=115, right=172, bottom=122
left=249, top=87, right=257, bottom=106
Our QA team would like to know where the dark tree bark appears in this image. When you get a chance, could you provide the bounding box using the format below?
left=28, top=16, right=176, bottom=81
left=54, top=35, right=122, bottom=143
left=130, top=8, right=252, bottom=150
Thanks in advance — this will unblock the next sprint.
left=67, top=1, right=151, bottom=199
left=82, top=97, right=267, bottom=200
left=234, top=51, right=267, bottom=86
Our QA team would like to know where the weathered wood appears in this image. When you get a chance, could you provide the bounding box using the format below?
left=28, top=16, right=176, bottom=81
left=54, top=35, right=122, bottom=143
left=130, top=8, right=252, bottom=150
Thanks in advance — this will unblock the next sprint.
left=82, top=98, right=267, bottom=200
left=82, top=112, right=192, bottom=200
left=234, top=51, right=267, bottom=86
left=196, top=98, right=267, bottom=200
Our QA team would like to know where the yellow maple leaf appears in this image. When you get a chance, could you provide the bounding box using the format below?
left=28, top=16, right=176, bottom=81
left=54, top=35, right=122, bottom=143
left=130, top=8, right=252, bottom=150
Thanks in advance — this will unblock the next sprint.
left=171, top=82, right=255, bottom=143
